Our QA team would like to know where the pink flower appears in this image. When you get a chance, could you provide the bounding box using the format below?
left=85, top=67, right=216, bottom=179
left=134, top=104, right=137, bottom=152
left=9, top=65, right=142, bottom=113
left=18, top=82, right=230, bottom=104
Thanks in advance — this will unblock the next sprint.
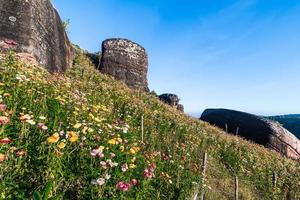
left=97, top=152, right=104, bottom=159
left=144, top=169, right=155, bottom=179
left=131, top=179, right=138, bottom=186
left=0, top=104, right=6, bottom=112
left=37, top=123, right=48, bottom=131
left=110, top=152, right=116, bottom=158
left=90, top=149, right=101, bottom=157
left=116, top=181, right=131, bottom=191
left=0, top=138, right=12, bottom=144
left=148, top=163, right=156, bottom=172
left=0, top=116, right=9, bottom=125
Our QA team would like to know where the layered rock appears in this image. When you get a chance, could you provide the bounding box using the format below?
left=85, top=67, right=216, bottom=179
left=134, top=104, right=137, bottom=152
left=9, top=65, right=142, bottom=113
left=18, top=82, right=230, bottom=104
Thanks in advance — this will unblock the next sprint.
left=200, top=108, right=300, bottom=159
left=159, top=93, right=184, bottom=112
left=99, top=38, right=149, bottom=91
left=0, top=0, right=73, bottom=71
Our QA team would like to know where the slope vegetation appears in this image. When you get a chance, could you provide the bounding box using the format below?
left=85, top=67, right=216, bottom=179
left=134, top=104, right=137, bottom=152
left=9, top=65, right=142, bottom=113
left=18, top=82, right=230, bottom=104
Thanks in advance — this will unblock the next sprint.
left=0, top=52, right=299, bottom=199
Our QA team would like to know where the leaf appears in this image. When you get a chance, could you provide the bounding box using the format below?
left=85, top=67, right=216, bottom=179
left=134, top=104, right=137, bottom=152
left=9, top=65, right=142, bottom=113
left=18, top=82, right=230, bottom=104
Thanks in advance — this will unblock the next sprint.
left=42, top=182, right=53, bottom=200
left=33, top=192, right=42, bottom=200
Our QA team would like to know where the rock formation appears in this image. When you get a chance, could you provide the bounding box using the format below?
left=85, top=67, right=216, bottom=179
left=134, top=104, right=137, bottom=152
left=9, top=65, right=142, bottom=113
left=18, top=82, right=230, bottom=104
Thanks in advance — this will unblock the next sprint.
left=99, top=38, right=149, bottom=91
left=0, top=0, right=73, bottom=71
left=159, top=93, right=184, bottom=112
left=200, top=108, right=300, bottom=159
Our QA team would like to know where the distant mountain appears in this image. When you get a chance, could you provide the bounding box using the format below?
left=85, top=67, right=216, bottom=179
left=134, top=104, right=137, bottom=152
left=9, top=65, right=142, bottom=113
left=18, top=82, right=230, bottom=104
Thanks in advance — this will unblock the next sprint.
left=266, top=114, right=300, bottom=139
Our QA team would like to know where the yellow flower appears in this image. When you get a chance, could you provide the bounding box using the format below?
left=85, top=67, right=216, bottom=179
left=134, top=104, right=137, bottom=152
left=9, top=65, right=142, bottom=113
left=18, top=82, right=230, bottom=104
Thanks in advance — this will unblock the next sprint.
left=89, top=113, right=95, bottom=119
left=119, top=146, right=125, bottom=152
left=99, top=146, right=105, bottom=151
left=47, top=133, right=60, bottom=144
left=68, top=131, right=79, bottom=143
left=117, top=137, right=122, bottom=143
left=108, top=139, right=116, bottom=145
left=57, top=142, right=66, bottom=149
left=94, top=117, right=104, bottom=123
left=131, top=157, right=136, bottom=163
left=129, top=148, right=136, bottom=154
left=129, top=147, right=140, bottom=155
left=129, top=164, right=137, bottom=169
left=73, top=123, right=82, bottom=129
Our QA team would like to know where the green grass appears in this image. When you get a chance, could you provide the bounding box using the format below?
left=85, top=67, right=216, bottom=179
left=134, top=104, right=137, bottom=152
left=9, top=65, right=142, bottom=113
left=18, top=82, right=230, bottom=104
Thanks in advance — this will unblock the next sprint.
left=0, top=51, right=299, bottom=199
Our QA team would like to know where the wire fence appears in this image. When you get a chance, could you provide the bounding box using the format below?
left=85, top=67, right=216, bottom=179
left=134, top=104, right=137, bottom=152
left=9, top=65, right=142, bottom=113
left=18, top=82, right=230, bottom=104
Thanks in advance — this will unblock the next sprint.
left=191, top=152, right=296, bottom=200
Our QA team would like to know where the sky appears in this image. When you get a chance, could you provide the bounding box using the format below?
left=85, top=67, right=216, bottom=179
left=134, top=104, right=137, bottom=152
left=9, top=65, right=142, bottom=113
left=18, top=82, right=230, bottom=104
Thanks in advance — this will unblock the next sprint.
left=53, top=0, right=300, bottom=116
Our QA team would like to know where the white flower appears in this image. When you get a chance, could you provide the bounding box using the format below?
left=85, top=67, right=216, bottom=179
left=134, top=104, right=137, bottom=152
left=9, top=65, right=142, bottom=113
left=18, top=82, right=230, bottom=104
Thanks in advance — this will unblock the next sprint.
left=105, top=174, right=111, bottom=180
left=121, top=164, right=128, bottom=172
left=91, top=178, right=105, bottom=186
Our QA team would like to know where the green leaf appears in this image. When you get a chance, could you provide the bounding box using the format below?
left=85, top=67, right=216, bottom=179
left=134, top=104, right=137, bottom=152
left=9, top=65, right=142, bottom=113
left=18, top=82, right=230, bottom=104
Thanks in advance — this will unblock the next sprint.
left=33, top=191, right=42, bottom=200
left=42, top=182, right=53, bottom=200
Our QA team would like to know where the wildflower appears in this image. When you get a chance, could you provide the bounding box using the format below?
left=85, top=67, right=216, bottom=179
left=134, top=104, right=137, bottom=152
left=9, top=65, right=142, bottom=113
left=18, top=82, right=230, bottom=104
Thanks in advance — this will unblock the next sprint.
left=26, top=119, right=36, bottom=125
left=129, top=163, right=137, bottom=169
left=116, top=181, right=131, bottom=191
left=73, top=123, right=82, bottom=129
left=108, top=139, right=117, bottom=145
left=129, top=146, right=140, bottom=154
left=122, top=125, right=129, bottom=133
left=119, top=146, right=125, bottom=152
left=148, top=163, right=157, bottom=172
left=68, top=131, right=78, bottom=143
left=131, top=179, right=138, bottom=186
left=131, top=157, right=136, bottom=163
left=121, top=164, right=128, bottom=172
left=47, top=133, right=60, bottom=144
left=144, top=169, right=155, bottom=179
left=90, top=148, right=101, bottom=157
left=110, top=153, right=116, bottom=158
left=0, top=153, right=6, bottom=162
left=0, top=116, right=9, bottom=125
left=57, top=142, right=66, bottom=149
left=0, top=104, right=6, bottom=112
left=37, top=123, right=48, bottom=131
left=19, top=114, right=31, bottom=122
left=100, top=161, right=107, bottom=169
left=16, top=150, right=26, bottom=157
left=105, top=174, right=111, bottom=180
left=0, top=138, right=12, bottom=144
left=107, top=159, right=118, bottom=167
left=91, top=178, right=105, bottom=186
left=39, top=116, right=46, bottom=120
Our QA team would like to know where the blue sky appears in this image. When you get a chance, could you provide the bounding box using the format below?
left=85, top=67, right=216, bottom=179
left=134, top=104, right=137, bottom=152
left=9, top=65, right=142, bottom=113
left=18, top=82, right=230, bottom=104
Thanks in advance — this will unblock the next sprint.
left=53, top=0, right=300, bottom=116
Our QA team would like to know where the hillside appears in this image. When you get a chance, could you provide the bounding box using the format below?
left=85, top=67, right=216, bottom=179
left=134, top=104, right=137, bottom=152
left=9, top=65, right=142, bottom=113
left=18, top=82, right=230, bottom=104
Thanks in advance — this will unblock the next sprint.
left=267, top=115, right=300, bottom=139
left=0, top=51, right=300, bottom=199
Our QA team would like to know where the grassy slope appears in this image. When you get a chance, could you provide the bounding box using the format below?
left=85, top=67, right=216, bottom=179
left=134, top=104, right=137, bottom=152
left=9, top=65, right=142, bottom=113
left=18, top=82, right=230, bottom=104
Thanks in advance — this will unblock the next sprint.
left=0, top=52, right=299, bottom=200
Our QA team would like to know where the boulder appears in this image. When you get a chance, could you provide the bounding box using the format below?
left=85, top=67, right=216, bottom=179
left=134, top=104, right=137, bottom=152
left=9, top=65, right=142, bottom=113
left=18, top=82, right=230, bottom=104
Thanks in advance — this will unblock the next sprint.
left=200, top=108, right=300, bottom=159
left=99, top=38, right=149, bottom=91
left=0, top=0, right=73, bottom=71
left=159, top=93, right=184, bottom=112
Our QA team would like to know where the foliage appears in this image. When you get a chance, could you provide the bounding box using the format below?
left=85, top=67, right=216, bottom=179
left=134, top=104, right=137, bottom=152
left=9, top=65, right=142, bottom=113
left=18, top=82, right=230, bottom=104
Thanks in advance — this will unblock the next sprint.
left=0, top=51, right=299, bottom=199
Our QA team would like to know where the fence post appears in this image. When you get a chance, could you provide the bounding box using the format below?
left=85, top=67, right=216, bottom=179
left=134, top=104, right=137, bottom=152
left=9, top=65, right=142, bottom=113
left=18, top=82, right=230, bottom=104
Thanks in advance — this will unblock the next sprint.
left=141, top=115, right=144, bottom=143
left=200, top=152, right=208, bottom=200
left=235, top=176, right=239, bottom=200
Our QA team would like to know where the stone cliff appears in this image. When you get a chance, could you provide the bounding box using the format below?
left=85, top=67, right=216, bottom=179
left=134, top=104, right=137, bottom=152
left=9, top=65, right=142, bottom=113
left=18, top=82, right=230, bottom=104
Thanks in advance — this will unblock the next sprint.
left=0, top=0, right=73, bottom=71
left=99, top=38, right=149, bottom=91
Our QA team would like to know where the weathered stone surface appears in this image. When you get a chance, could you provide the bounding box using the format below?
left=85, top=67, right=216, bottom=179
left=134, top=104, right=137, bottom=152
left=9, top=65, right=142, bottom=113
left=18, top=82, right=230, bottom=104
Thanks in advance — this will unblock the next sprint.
left=99, top=38, right=149, bottom=91
left=200, top=108, right=300, bottom=159
left=0, top=0, right=73, bottom=71
left=159, top=93, right=184, bottom=112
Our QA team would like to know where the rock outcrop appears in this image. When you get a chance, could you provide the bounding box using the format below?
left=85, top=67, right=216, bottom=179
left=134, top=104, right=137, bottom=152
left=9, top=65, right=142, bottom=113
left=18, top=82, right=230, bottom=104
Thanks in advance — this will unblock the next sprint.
left=159, top=93, right=184, bottom=112
left=0, top=0, right=73, bottom=71
left=99, top=38, right=149, bottom=91
left=200, top=108, right=300, bottom=159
